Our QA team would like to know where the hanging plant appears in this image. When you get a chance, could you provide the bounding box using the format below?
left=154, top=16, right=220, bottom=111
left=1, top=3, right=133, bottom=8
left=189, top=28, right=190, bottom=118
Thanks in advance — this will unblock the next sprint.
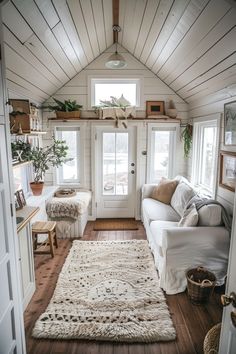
left=182, top=124, right=193, bottom=158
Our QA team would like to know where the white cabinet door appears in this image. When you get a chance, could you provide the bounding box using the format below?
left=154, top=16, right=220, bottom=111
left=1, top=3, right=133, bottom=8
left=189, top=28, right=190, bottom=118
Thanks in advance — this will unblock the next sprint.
left=18, top=224, right=36, bottom=310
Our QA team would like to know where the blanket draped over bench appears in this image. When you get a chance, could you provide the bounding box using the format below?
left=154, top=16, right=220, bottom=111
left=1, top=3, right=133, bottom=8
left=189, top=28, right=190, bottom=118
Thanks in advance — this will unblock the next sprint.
left=46, top=191, right=92, bottom=238
left=46, top=191, right=91, bottom=220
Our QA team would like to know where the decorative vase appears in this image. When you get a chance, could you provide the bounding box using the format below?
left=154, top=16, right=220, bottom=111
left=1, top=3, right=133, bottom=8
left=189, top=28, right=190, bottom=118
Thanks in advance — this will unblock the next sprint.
left=30, top=182, right=44, bottom=196
left=56, top=111, right=80, bottom=119
left=167, top=108, right=178, bottom=118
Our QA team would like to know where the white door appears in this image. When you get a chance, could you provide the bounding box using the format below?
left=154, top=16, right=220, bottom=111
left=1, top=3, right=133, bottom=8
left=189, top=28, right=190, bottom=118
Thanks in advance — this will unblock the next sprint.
left=0, top=128, right=26, bottom=354
left=95, top=127, right=136, bottom=218
left=0, top=43, right=26, bottom=353
left=219, top=194, right=236, bottom=353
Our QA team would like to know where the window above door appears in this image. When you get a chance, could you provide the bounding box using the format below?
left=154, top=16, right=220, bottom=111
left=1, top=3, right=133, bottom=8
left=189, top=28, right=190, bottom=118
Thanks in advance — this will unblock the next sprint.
left=89, top=78, right=141, bottom=108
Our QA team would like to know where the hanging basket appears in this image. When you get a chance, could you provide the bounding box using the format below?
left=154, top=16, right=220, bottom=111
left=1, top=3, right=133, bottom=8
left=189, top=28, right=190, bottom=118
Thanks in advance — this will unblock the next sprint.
left=186, top=267, right=216, bottom=305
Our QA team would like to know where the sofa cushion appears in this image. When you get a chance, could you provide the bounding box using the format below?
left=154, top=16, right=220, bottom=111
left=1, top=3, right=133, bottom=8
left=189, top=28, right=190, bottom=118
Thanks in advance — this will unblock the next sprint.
left=198, top=204, right=222, bottom=226
left=151, top=179, right=178, bottom=204
left=142, top=198, right=180, bottom=224
left=171, top=182, right=196, bottom=216
left=178, top=204, right=198, bottom=227
left=150, top=220, right=178, bottom=248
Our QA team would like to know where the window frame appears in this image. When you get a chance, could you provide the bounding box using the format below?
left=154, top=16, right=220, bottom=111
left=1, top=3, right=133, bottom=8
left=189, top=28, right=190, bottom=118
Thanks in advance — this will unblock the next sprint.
left=147, top=123, right=179, bottom=183
left=89, top=77, right=142, bottom=109
left=191, top=116, right=220, bottom=197
left=54, top=125, right=84, bottom=187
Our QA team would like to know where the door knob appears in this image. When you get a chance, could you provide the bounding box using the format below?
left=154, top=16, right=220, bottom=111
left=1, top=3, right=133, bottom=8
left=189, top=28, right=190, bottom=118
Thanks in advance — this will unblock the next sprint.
left=131, top=170, right=135, bottom=174
left=131, top=163, right=135, bottom=166
left=231, top=311, right=236, bottom=328
left=221, top=292, right=236, bottom=307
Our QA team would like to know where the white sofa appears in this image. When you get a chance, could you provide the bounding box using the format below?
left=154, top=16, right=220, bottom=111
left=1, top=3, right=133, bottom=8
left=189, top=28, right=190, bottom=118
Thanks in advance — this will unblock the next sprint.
left=142, top=177, right=230, bottom=295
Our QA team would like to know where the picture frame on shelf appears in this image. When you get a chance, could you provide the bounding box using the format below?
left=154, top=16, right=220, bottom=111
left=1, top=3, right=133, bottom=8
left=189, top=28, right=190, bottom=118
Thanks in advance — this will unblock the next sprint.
left=16, top=189, right=26, bottom=208
left=219, top=151, right=236, bottom=192
left=14, top=192, right=23, bottom=210
left=146, top=101, right=165, bottom=118
left=224, top=100, right=236, bottom=145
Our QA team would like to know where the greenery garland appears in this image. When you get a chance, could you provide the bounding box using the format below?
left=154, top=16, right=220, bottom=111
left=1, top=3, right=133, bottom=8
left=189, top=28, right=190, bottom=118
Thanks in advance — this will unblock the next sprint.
left=182, top=124, right=193, bottom=158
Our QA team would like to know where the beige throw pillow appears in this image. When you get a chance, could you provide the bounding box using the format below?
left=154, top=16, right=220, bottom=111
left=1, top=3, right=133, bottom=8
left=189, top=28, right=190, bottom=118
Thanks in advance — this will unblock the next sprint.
left=178, top=204, right=198, bottom=227
left=151, top=179, right=178, bottom=205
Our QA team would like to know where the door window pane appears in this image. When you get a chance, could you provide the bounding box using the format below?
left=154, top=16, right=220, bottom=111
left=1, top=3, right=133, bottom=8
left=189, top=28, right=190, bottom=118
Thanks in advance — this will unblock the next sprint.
left=152, top=131, right=170, bottom=182
left=103, top=132, right=128, bottom=195
left=103, top=133, right=115, bottom=195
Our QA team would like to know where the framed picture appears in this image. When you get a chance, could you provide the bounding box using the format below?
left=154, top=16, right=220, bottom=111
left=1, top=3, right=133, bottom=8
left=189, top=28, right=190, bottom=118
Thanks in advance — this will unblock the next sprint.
left=17, top=189, right=26, bottom=207
left=146, top=101, right=165, bottom=118
left=219, top=151, right=236, bottom=192
left=14, top=192, right=23, bottom=210
left=224, top=101, right=236, bottom=145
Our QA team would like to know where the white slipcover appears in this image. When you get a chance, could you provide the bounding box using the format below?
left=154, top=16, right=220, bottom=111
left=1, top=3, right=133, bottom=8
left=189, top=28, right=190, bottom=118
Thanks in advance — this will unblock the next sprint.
left=142, top=198, right=180, bottom=224
left=142, top=180, right=230, bottom=294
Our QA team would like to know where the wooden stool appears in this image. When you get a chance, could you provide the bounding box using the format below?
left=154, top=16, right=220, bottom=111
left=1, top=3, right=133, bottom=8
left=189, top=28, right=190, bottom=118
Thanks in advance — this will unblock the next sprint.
left=32, top=221, right=58, bottom=258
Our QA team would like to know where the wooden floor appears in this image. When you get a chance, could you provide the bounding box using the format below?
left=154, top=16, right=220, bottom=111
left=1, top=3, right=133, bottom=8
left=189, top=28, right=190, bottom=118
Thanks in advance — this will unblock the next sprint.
left=24, top=221, right=223, bottom=354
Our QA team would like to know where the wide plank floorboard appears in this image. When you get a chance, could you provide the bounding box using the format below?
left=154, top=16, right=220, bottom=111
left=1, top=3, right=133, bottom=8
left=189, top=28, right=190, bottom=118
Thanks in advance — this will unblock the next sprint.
left=24, top=221, right=223, bottom=354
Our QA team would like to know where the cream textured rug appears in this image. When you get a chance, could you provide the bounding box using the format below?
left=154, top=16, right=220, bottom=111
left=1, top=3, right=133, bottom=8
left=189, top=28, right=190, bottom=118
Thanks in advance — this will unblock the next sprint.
left=32, top=240, right=176, bottom=342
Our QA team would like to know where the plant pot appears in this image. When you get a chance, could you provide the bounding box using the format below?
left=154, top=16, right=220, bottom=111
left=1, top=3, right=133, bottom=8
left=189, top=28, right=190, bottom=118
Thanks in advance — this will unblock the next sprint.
left=56, top=111, right=80, bottom=119
left=30, top=182, right=44, bottom=196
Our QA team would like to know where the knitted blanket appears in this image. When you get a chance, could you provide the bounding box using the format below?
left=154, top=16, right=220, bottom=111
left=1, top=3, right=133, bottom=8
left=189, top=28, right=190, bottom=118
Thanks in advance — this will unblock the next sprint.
left=46, top=191, right=91, bottom=220
left=187, top=196, right=232, bottom=232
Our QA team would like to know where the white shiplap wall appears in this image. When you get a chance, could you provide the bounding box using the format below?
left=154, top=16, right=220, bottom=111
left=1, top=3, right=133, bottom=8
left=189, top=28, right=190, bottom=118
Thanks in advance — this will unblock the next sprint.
left=188, top=93, right=236, bottom=213
left=42, top=46, right=189, bottom=217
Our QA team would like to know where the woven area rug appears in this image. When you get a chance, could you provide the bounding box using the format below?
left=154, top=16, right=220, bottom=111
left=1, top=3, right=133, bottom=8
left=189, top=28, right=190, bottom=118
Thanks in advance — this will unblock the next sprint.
left=32, top=240, right=176, bottom=342
left=93, top=219, right=139, bottom=231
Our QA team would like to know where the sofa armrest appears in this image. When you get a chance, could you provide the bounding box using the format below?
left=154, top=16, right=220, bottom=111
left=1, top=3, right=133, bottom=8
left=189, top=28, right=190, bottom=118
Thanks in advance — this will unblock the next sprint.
left=142, top=184, right=158, bottom=199
left=161, top=226, right=230, bottom=251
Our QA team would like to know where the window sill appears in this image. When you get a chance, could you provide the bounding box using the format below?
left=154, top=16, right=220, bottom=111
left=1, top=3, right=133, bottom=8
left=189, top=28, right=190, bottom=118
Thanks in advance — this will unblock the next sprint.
left=26, top=186, right=58, bottom=206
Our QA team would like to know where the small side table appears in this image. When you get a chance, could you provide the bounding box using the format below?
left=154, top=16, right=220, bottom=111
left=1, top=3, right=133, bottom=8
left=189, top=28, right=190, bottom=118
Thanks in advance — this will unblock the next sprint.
left=32, top=221, right=58, bottom=258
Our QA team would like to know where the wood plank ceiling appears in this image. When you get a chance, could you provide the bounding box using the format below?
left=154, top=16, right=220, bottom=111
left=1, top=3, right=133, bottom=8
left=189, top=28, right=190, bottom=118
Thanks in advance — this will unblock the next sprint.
left=1, top=0, right=236, bottom=105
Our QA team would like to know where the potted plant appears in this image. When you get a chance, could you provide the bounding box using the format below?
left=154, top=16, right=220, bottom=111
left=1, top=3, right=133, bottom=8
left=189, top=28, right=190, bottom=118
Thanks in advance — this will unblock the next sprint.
left=47, top=98, right=83, bottom=119
left=182, top=124, right=193, bottom=158
left=11, top=139, right=31, bottom=162
left=11, top=139, right=68, bottom=195
left=29, top=139, right=68, bottom=195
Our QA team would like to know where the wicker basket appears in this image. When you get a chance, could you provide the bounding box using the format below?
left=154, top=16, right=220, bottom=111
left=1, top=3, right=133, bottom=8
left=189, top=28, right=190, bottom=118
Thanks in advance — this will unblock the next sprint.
left=56, top=111, right=80, bottom=119
left=186, top=267, right=216, bottom=305
left=203, top=323, right=221, bottom=354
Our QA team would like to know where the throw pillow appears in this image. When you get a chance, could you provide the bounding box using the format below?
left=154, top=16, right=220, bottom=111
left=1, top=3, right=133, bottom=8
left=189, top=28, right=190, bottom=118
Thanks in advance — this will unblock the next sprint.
left=198, top=205, right=222, bottom=226
left=178, top=204, right=199, bottom=227
left=151, top=179, right=178, bottom=205
left=171, top=182, right=196, bottom=216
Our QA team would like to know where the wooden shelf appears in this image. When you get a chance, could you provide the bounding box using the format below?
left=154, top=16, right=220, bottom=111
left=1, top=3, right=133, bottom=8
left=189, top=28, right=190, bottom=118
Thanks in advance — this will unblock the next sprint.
left=12, top=160, right=32, bottom=169
left=11, top=131, right=47, bottom=136
left=48, top=117, right=182, bottom=122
